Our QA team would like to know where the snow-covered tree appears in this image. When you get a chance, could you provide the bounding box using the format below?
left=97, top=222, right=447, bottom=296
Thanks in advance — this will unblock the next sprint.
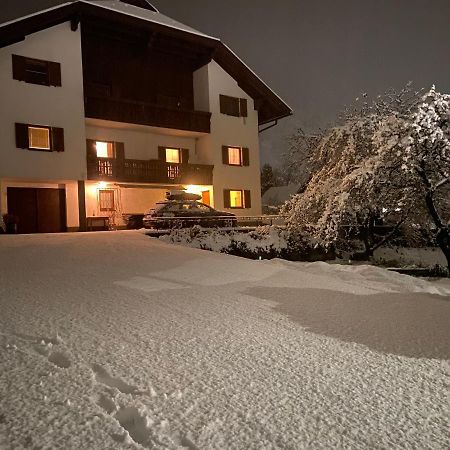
left=404, top=86, right=450, bottom=271
left=282, top=84, right=450, bottom=274
left=282, top=84, right=420, bottom=259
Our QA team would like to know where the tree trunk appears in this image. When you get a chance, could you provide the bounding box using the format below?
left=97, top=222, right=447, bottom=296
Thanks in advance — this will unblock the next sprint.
left=436, top=228, right=450, bottom=277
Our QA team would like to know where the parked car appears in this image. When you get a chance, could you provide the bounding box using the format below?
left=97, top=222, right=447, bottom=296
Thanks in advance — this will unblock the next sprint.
left=143, top=200, right=237, bottom=229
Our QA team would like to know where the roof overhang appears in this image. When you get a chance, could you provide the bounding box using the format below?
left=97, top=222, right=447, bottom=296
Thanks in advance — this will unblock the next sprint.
left=0, top=0, right=292, bottom=125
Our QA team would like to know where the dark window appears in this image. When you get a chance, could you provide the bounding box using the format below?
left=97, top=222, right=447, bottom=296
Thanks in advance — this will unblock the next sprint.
left=12, top=55, right=61, bottom=87
left=15, top=123, right=64, bottom=152
left=219, top=95, right=248, bottom=117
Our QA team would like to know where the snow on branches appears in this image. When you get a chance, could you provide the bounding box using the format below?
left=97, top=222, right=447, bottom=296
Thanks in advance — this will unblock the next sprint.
left=282, top=85, right=450, bottom=270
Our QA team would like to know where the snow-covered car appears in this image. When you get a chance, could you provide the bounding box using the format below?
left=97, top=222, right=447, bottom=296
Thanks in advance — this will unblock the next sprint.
left=143, top=200, right=237, bottom=230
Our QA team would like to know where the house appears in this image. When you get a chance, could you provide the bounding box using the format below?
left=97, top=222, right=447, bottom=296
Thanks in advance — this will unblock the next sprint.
left=0, top=0, right=291, bottom=233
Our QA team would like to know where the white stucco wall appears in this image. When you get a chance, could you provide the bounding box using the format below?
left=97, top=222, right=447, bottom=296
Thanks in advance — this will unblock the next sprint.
left=0, top=22, right=86, bottom=182
left=194, top=61, right=262, bottom=215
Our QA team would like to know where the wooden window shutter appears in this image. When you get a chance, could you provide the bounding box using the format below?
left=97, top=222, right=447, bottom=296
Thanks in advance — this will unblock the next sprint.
left=114, top=142, right=125, bottom=161
left=223, top=189, right=231, bottom=208
left=244, top=190, right=251, bottom=209
left=219, top=95, right=227, bottom=114
left=12, top=55, right=26, bottom=81
left=48, top=62, right=62, bottom=87
left=242, top=148, right=250, bottom=166
left=181, top=148, right=189, bottom=164
left=15, top=123, right=29, bottom=148
left=86, top=139, right=97, bottom=159
left=222, top=146, right=229, bottom=164
left=230, top=97, right=240, bottom=116
left=158, top=146, right=166, bottom=161
left=240, top=98, right=248, bottom=117
left=51, top=127, right=65, bottom=152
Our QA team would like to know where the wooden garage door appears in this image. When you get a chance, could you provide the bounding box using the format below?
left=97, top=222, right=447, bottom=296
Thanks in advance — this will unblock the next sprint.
left=7, top=187, right=66, bottom=234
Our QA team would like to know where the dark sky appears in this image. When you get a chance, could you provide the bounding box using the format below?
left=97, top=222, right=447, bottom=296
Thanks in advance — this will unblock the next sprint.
left=3, top=0, right=450, bottom=166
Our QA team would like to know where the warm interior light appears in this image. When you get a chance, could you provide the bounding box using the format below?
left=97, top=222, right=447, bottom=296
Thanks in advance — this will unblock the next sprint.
left=228, top=147, right=242, bottom=165
left=185, top=185, right=202, bottom=195
left=97, top=181, right=108, bottom=189
left=96, top=141, right=113, bottom=158
left=230, top=190, right=243, bottom=208
left=165, top=148, right=180, bottom=163
left=29, top=127, right=50, bottom=150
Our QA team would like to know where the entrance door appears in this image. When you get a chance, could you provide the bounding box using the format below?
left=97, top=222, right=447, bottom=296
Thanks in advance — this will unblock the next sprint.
left=7, top=187, right=66, bottom=234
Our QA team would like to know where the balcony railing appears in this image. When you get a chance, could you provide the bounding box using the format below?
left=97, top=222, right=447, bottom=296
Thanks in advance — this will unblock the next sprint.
left=85, top=96, right=211, bottom=134
left=87, top=157, right=214, bottom=185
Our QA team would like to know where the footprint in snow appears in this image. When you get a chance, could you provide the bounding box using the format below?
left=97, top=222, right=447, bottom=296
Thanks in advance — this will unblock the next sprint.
left=91, top=364, right=140, bottom=395
left=48, top=351, right=71, bottom=369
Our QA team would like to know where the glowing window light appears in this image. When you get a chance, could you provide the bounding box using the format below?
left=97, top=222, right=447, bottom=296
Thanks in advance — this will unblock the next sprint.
left=228, top=147, right=242, bottom=165
left=29, top=127, right=50, bottom=150
left=96, top=141, right=114, bottom=158
left=165, top=148, right=180, bottom=163
left=230, top=190, right=243, bottom=208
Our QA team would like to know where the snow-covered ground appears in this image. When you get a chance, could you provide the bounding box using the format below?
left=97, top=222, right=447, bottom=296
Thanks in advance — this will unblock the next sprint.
left=0, top=231, right=449, bottom=449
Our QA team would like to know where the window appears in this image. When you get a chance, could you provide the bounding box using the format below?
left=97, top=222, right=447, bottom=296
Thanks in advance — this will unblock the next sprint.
left=165, top=148, right=181, bottom=164
left=223, top=189, right=252, bottom=209
left=15, top=123, right=64, bottom=152
left=99, top=190, right=115, bottom=212
left=158, top=147, right=189, bottom=164
left=29, top=127, right=50, bottom=150
left=222, top=146, right=250, bottom=166
left=228, top=147, right=241, bottom=165
left=12, top=54, right=61, bottom=87
left=219, top=95, right=248, bottom=117
left=96, top=141, right=114, bottom=158
left=230, top=190, right=243, bottom=208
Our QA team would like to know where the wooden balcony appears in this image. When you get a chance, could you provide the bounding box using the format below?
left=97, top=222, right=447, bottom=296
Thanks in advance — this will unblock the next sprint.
left=84, top=96, right=211, bottom=134
left=87, top=157, right=214, bottom=185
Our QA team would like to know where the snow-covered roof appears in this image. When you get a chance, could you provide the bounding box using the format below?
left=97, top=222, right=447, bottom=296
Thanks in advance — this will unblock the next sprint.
left=82, top=1, right=219, bottom=40
left=262, top=184, right=301, bottom=206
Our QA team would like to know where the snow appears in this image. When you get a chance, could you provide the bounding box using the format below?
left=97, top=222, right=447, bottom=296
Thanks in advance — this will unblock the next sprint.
left=0, top=231, right=449, bottom=449
left=82, top=1, right=219, bottom=40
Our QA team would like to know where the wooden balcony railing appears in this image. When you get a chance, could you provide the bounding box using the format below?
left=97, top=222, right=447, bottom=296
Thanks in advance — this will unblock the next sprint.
left=87, top=157, right=214, bottom=185
left=85, top=96, right=211, bottom=134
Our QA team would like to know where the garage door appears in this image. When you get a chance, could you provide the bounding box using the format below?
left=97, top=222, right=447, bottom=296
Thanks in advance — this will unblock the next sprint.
left=7, top=187, right=67, bottom=234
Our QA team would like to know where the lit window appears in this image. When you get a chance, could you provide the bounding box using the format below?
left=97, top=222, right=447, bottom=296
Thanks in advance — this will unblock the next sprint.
left=96, top=141, right=114, bottom=158
left=228, top=147, right=242, bottom=165
left=166, top=148, right=180, bottom=163
left=230, top=190, right=243, bottom=208
left=28, top=127, right=50, bottom=150
left=99, top=189, right=115, bottom=211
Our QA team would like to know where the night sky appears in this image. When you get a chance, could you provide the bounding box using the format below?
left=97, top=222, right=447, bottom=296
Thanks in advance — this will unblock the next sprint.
left=3, top=0, right=450, bottom=166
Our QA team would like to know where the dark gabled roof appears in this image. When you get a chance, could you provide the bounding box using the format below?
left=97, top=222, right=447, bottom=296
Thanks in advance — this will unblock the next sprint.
left=0, top=0, right=292, bottom=125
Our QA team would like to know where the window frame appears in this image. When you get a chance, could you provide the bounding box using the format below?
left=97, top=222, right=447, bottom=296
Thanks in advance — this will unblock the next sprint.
left=165, top=148, right=181, bottom=164
left=229, top=190, right=244, bottom=209
left=28, top=126, right=52, bottom=151
left=95, top=141, right=115, bottom=159
left=98, top=189, right=115, bottom=212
